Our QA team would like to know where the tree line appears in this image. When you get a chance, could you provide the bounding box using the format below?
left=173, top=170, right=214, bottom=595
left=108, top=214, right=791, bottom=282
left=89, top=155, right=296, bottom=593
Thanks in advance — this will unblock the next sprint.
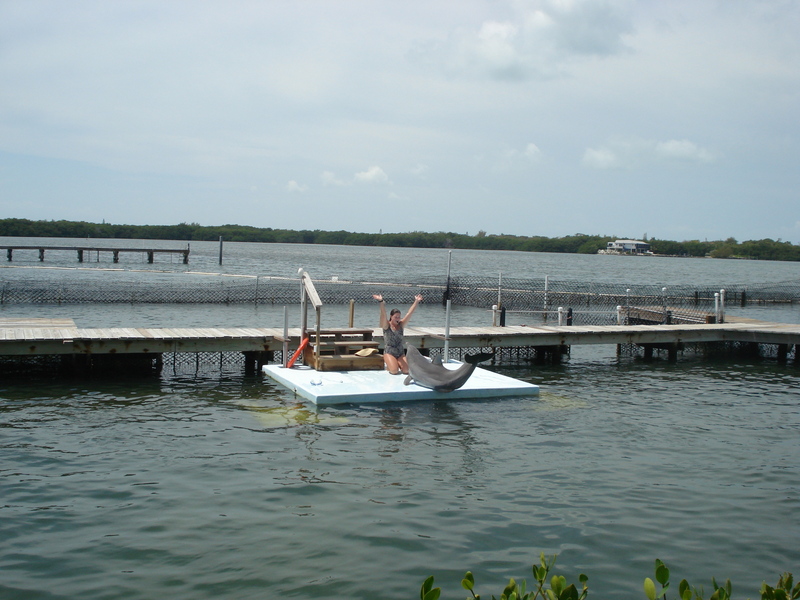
left=1, top=218, right=799, bottom=261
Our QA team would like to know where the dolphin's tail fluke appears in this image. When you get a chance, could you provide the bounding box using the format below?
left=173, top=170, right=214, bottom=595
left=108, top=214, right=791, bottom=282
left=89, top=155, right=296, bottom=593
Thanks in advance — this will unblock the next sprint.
left=464, top=352, right=494, bottom=365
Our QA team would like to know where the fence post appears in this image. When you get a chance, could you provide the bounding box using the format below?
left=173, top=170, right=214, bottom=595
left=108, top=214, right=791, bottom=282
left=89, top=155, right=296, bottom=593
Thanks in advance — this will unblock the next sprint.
left=617, top=305, right=623, bottom=325
left=443, top=250, right=452, bottom=306
left=662, top=287, right=667, bottom=323
left=497, top=272, right=502, bottom=309
left=444, top=299, right=451, bottom=362
left=719, top=289, right=726, bottom=323
left=558, top=306, right=564, bottom=326
left=282, top=306, right=289, bottom=367
left=714, top=292, right=720, bottom=322
left=626, top=288, right=631, bottom=322
left=544, top=275, right=549, bottom=313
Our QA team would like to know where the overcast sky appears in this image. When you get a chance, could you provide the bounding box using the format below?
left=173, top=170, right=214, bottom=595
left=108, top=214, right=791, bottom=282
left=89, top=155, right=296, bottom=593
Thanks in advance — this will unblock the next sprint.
left=1, top=0, right=798, bottom=242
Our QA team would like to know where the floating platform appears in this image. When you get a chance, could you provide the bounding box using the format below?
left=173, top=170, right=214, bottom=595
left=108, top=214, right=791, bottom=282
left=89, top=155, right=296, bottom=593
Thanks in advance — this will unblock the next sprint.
left=262, top=362, right=539, bottom=405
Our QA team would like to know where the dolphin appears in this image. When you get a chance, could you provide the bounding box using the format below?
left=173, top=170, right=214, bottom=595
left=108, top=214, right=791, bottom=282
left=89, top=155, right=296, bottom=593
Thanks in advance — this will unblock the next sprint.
left=403, top=344, right=493, bottom=392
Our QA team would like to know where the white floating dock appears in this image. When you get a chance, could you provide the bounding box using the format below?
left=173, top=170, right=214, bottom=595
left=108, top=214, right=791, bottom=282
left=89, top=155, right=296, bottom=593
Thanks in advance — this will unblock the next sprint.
left=262, top=363, right=539, bottom=405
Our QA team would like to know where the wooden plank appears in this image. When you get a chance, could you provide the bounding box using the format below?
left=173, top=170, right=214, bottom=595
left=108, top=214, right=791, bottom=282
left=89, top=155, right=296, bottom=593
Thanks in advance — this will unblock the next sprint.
left=301, top=273, right=323, bottom=308
left=166, top=328, right=194, bottom=338
left=236, top=328, right=268, bottom=337
left=228, top=328, right=255, bottom=338
left=119, top=328, right=146, bottom=338
left=0, top=318, right=77, bottom=328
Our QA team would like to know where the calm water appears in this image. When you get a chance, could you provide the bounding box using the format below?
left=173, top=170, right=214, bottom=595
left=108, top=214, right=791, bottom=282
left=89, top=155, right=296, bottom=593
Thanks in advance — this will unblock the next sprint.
left=1, top=240, right=799, bottom=600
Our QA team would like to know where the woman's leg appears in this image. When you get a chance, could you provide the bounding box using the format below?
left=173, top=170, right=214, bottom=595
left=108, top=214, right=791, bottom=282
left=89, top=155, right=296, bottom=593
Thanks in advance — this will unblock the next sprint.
left=384, top=353, right=401, bottom=374
left=396, top=355, right=409, bottom=375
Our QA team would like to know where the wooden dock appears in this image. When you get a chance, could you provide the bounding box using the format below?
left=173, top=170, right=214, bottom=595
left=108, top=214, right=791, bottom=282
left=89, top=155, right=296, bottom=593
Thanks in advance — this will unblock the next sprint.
left=1, top=245, right=190, bottom=264
left=1, top=318, right=798, bottom=372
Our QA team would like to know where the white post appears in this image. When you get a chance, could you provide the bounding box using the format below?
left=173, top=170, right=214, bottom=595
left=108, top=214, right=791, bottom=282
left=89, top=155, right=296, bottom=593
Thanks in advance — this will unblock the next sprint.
left=558, top=306, right=564, bottom=326
left=299, top=268, right=308, bottom=336
left=626, top=288, right=631, bottom=323
left=444, top=299, right=452, bottom=363
left=544, top=275, right=549, bottom=312
left=492, top=304, right=498, bottom=327
left=617, top=305, right=623, bottom=325
left=445, top=250, right=452, bottom=305
left=719, top=289, right=726, bottom=323
left=714, top=292, right=720, bottom=322
left=497, top=272, right=502, bottom=308
left=282, top=306, right=289, bottom=367
left=446, top=250, right=452, bottom=281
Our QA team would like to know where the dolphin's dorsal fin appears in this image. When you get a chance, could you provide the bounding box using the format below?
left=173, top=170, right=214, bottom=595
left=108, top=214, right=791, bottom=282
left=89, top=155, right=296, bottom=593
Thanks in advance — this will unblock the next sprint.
left=403, top=375, right=413, bottom=386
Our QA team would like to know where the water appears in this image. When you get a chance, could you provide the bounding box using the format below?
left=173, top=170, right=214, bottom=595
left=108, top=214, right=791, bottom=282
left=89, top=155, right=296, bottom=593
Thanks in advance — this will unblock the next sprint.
left=2, top=240, right=799, bottom=599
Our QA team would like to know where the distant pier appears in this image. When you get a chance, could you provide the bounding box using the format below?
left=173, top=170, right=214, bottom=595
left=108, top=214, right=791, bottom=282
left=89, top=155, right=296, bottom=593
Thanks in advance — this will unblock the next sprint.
left=1, top=244, right=190, bottom=264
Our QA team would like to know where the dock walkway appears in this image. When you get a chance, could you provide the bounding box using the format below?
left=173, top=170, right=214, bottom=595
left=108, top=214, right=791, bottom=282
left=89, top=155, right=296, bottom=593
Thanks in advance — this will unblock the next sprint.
left=1, top=318, right=798, bottom=361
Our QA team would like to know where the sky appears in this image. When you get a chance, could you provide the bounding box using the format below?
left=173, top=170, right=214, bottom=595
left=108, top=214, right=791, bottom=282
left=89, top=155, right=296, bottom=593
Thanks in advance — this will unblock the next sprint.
left=1, top=0, right=799, bottom=243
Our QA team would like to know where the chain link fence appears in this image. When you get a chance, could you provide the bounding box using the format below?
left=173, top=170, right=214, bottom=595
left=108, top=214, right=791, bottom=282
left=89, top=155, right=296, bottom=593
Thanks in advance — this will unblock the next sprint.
left=2, top=272, right=798, bottom=327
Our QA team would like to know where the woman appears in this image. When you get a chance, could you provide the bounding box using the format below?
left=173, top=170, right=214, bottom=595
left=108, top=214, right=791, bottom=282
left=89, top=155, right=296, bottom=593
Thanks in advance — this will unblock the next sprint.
left=372, top=293, right=423, bottom=375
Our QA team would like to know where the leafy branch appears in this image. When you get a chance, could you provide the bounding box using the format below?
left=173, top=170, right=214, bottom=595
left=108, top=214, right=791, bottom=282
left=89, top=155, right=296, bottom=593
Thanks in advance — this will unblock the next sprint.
left=644, top=558, right=799, bottom=600
left=422, top=555, right=796, bottom=600
left=422, top=552, right=588, bottom=600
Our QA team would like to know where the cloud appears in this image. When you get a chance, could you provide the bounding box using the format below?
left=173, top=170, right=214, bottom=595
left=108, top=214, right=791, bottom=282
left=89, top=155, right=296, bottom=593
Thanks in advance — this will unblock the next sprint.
left=354, top=165, right=389, bottom=184
left=322, top=166, right=390, bottom=186
left=410, top=163, right=429, bottom=177
left=285, top=180, right=308, bottom=193
left=582, top=137, right=715, bottom=169
left=542, top=0, right=634, bottom=56
left=524, top=143, right=543, bottom=162
left=321, top=171, right=347, bottom=186
left=582, top=147, right=621, bottom=169
left=418, top=0, right=634, bottom=80
left=491, top=142, right=543, bottom=171
left=655, top=139, right=715, bottom=163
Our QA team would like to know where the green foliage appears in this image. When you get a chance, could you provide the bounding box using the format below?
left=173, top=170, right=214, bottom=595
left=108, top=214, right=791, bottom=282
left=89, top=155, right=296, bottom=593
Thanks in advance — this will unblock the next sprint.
left=644, top=558, right=796, bottom=600
left=425, top=553, right=588, bottom=600
left=423, top=555, right=795, bottom=600
left=1, top=218, right=799, bottom=261
left=421, top=575, right=441, bottom=600
left=760, top=573, right=800, bottom=600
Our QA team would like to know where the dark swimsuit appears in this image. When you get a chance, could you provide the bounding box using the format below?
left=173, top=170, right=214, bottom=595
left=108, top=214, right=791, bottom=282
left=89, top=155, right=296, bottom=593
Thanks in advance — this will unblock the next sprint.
left=383, top=325, right=404, bottom=358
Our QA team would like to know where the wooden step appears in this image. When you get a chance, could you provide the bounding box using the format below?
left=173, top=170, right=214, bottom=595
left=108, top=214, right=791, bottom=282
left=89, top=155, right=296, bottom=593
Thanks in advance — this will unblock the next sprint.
left=316, top=340, right=380, bottom=348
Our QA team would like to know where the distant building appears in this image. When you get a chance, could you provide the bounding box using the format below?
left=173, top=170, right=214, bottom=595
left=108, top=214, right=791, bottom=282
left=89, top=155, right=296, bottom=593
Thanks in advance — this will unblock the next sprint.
left=602, top=239, right=652, bottom=254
